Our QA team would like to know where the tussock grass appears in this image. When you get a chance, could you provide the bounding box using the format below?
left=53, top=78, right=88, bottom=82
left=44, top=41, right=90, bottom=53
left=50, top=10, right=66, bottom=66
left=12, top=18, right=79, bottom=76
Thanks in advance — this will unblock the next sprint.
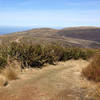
left=0, top=59, right=19, bottom=87
left=1, top=67, right=18, bottom=81
left=82, top=53, right=100, bottom=82
left=0, top=75, right=7, bottom=87
left=1, top=62, right=19, bottom=81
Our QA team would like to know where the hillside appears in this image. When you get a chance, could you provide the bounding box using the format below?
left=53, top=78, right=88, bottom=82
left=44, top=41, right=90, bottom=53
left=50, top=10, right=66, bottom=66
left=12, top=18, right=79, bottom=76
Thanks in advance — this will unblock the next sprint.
left=0, top=26, right=100, bottom=48
left=58, top=27, right=100, bottom=42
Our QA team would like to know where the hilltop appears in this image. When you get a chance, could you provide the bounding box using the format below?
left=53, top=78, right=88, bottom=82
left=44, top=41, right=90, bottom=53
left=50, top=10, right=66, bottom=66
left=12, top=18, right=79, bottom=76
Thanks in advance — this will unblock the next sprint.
left=0, top=26, right=100, bottom=48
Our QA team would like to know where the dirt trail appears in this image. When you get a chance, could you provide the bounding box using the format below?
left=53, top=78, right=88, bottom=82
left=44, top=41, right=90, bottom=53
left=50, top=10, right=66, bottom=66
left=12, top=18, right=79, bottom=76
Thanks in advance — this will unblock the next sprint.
left=0, top=60, right=92, bottom=100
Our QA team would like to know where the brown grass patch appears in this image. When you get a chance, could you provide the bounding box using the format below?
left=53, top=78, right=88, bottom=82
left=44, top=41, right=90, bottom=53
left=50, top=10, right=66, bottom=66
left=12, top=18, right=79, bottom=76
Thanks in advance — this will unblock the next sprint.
left=1, top=65, right=19, bottom=81
left=82, top=53, right=100, bottom=82
left=0, top=75, right=8, bottom=87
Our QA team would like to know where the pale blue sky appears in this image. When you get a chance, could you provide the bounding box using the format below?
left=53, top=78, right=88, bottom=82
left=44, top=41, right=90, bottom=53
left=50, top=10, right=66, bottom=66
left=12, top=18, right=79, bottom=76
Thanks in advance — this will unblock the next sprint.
left=0, top=0, right=100, bottom=27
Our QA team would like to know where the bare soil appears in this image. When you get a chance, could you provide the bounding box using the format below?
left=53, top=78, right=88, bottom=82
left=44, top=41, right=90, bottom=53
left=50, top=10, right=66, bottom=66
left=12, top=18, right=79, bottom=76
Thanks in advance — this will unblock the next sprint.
left=0, top=60, right=96, bottom=100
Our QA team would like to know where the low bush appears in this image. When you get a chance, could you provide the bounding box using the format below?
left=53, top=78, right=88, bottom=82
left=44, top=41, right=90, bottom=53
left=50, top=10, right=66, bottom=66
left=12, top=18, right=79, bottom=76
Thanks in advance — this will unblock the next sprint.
left=0, top=57, right=7, bottom=68
left=0, top=46, right=8, bottom=68
left=0, top=42, right=95, bottom=69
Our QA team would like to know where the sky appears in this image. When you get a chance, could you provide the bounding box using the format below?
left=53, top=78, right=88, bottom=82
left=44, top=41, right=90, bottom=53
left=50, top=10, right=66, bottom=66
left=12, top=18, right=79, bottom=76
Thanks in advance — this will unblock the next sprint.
left=0, top=0, right=100, bottom=28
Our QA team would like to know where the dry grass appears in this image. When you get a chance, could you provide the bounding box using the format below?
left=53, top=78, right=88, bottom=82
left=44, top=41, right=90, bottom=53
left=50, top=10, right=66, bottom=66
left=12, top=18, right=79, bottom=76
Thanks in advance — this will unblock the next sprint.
left=0, top=60, right=20, bottom=87
left=1, top=64, right=19, bottom=81
left=82, top=53, right=100, bottom=82
left=0, top=75, right=7, bottom=87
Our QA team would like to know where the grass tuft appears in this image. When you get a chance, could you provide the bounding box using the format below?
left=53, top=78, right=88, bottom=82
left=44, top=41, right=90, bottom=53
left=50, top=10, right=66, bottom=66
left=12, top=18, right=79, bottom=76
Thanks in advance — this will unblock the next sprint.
left=1, top=65, right=18, bottom=81
left=0, top=75, right=8, bottom=87
left=82, top=53, right=100, bottom=82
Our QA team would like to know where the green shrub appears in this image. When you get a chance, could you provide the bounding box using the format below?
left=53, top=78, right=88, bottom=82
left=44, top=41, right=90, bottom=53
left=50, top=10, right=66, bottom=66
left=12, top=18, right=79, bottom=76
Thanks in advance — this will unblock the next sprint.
left=0, top=46, right=8, bottom=68
left=0, top=57, right=7, bottom=68
left=0, top=42, right=96, bottom=69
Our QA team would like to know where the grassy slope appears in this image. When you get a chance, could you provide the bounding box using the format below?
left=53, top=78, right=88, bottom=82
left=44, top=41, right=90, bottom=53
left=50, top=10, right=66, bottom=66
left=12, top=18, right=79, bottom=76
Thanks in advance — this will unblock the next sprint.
left=0, top=26, right=100, bottom=48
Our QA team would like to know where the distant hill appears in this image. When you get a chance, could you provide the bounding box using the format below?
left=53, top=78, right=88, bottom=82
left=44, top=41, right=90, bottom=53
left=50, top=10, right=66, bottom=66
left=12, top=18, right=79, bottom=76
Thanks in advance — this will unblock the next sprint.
left=0, top=26, right=100, bottom=48
left=58, top=27, right=100, bottom=42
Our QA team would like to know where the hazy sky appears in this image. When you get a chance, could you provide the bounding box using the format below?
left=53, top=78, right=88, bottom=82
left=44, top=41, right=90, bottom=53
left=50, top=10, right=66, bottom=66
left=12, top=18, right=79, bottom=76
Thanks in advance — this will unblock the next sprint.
left=0, top=0, right=100, bottom=27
